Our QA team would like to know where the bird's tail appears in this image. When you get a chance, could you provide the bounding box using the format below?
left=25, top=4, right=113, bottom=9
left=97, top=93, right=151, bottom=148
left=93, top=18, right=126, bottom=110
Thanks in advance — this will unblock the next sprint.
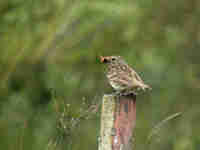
left=142, top=84, right=152, bottom=91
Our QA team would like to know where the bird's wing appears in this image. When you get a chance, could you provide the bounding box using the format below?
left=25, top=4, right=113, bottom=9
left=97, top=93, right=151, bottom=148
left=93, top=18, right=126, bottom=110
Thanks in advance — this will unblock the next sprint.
left=115, top=66, right=136, bottom=88
left=132, top=70, right=144, bottom=83
left=118, top=62, right=143, bottom=82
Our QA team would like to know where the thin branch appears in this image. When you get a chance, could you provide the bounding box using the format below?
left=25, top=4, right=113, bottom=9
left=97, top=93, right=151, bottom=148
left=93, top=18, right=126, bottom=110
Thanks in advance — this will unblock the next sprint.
left=147, top=112, right=182, bottom=142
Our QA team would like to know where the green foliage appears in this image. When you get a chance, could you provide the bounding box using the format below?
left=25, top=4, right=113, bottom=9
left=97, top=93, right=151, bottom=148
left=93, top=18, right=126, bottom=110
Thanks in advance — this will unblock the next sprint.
left=0, top=0, right=200, bottom=150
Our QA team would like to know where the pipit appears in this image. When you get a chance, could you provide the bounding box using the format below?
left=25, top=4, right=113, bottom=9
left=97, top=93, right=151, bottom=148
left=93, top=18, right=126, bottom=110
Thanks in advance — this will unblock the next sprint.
left=100, top=56, right=151, bottom=95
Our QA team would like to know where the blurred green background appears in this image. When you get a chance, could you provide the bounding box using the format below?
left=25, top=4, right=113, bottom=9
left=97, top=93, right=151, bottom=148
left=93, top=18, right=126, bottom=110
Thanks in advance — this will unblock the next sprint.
left=0, top=0, right=200, bottom=150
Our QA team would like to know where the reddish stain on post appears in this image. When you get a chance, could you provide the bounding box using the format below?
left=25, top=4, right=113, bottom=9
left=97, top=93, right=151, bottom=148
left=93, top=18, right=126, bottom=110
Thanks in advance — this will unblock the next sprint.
left=112, top=95, right=136, bottom=150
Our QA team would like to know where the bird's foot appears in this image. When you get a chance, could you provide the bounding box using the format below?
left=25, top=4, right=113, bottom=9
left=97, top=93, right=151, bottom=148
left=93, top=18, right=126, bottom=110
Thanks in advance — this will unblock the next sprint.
left=124, top=90, right=138, bottom=96
left=113, top=90, right=137, bottom=97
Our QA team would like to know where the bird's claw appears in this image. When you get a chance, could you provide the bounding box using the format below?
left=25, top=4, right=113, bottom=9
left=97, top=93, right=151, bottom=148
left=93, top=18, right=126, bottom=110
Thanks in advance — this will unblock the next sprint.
left=113, top=90, right=138, bottom=97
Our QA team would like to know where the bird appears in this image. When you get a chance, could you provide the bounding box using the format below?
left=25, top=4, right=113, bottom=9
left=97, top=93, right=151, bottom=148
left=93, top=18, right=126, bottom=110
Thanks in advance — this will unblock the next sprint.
left=100, top=56, right=151, bottom=95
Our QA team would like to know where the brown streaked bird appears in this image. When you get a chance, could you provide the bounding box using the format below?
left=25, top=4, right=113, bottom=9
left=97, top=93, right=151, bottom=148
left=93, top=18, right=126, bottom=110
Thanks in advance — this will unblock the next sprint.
left=100, top=56, right=151, bottom=95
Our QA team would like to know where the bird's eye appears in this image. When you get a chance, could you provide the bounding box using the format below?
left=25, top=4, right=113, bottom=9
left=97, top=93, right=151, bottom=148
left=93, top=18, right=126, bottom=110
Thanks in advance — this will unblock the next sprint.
left=111, top=58, right=116, bottom=61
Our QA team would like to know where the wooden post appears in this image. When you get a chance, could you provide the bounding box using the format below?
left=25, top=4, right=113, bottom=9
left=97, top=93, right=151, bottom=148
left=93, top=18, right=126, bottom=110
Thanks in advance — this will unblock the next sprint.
left=99, top=94, right=136, bottom=150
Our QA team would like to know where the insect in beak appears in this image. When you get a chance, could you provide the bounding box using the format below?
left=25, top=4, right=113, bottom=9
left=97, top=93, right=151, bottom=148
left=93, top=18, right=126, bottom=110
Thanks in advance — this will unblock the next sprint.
left=100, top=56, right=105, bottom=63
left=100, top=56, right=110, bottom=63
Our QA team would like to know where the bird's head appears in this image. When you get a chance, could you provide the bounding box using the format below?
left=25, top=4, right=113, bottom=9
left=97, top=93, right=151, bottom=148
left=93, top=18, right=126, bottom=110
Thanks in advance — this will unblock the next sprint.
left=100, top=56, right=121, bottom=64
